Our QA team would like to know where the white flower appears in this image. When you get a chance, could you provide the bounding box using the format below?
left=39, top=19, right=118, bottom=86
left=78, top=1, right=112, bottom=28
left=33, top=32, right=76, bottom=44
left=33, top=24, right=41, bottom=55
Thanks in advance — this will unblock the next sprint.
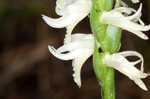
left=42, top=0, right=92, bottom=43
left=104, top=51, right=150, bottom=91
left=100, top=4, right=150, bottom=40
left=48, top=33, right=94, bottom=87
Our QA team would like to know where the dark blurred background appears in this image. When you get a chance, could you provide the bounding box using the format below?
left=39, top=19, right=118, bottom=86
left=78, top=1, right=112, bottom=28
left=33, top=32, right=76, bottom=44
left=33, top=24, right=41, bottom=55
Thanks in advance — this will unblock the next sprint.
left=0, top=0, right=150, bottom=99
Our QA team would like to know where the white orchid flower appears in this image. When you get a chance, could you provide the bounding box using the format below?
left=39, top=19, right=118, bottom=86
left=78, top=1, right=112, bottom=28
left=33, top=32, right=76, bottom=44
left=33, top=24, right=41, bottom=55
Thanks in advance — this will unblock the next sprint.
left=104, top=51, right=150, bottom=91
left=48, top=33, right=94, bottom=87
left=42, top=0, right=92, bottom=43
left=100, top=4, right=150, bottom=40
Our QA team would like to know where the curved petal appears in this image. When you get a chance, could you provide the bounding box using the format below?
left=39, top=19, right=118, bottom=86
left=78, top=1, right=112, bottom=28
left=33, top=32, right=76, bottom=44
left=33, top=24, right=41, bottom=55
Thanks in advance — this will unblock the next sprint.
left=104, top=51, right=149, bottom=91
left=42, top=0, right=92, bottom=43
left=57, top=41, right=94, bottom=53
left=72, top=49, right=93, bottom=87
left=101, top=4, right=150, bottom=40
left=48, top=33, right=94, bottom=87
left=101, top=11, right=149, bottom=40
left=56, top=0, right=75, bottom=16
left=71, top=33, right=93, bottom=41
left=48, top=45, right=87, bottom=60
left=64, top=33, right=93, bottom=44
left=63, top=0, right=92, bottom=43
left=129, top=30, right=148, bottom=40
left=113, top=7, right=135, bottom=15
left=126, top=4, right=142, bottom=21
left=118, top=51, right=144, bottom=72
left=56, top=33, right=94, bottom=52
left=133, top=78, right=148, bottom=91
left=42, top=14, right=77, bottom=28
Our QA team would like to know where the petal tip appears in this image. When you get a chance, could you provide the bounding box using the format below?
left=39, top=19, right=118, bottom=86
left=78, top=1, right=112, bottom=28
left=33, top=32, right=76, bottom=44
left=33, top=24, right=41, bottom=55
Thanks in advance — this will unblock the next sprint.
left=143, top=35, right=149, bottom=40
left=133, top=78, right=148, bottom=91
left=141, top=85, right=148, bottom=91
left=48, top=45, right=52, bottom=50
left=41, top=14, right=45, bottom=17
left=73, top=74, right=81, bottom=88
left=41, top=14, right=47, bottom=20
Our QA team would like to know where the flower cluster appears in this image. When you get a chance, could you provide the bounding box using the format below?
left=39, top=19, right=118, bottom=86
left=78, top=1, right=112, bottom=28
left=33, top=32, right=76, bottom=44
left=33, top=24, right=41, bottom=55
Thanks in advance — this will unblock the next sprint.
left=42, top=0, right=150, bottom=91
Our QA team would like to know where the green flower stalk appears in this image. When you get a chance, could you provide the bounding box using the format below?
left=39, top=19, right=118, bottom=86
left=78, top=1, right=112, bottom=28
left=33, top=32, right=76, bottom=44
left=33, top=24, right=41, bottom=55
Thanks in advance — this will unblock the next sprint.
left=93, top=46, right=115, bottom=99
left=42, top=0, right=150, bottom=99
left=90, top=0, right=121, bottom=99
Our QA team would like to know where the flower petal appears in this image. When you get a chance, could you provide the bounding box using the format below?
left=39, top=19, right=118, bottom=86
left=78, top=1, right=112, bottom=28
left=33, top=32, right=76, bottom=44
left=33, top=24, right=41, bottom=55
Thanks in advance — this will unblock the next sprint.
left=72, top=49, right=93, bottom=87
left=133, top=78, right=148, bottom=91
left=55, top=0, right=75, bottom=16
left=42, top=14, right=77, bottom=28
left=48, top=33, right=95, bottom=87
left=126, top=4, right=142, bottom=21
left=42, top=0, right=92, bottom=43
left=118, top=51, right=144, bottom=72
left=104, top=51, right=149, bottom=91
left=57, top=34, right=94, bottom=52
left=57, top=41, right=93, bottom=53
left=71, top=33, right=93, bottom=41
left=48, top=45, right=86, bottom=60
left=101, top=5, right=150, bottom=40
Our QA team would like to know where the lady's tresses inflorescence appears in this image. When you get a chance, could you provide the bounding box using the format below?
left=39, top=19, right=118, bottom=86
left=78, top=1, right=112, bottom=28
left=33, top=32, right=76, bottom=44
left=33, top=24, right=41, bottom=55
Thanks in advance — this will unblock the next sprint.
left=42, top=0, right=150, bottom=93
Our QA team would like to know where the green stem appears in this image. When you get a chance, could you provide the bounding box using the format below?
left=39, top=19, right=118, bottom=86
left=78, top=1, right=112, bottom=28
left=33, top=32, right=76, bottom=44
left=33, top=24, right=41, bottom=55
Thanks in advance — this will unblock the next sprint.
left=90, top=0, right=121, bottom=99
left=93, top=44, right=115, bottom=99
